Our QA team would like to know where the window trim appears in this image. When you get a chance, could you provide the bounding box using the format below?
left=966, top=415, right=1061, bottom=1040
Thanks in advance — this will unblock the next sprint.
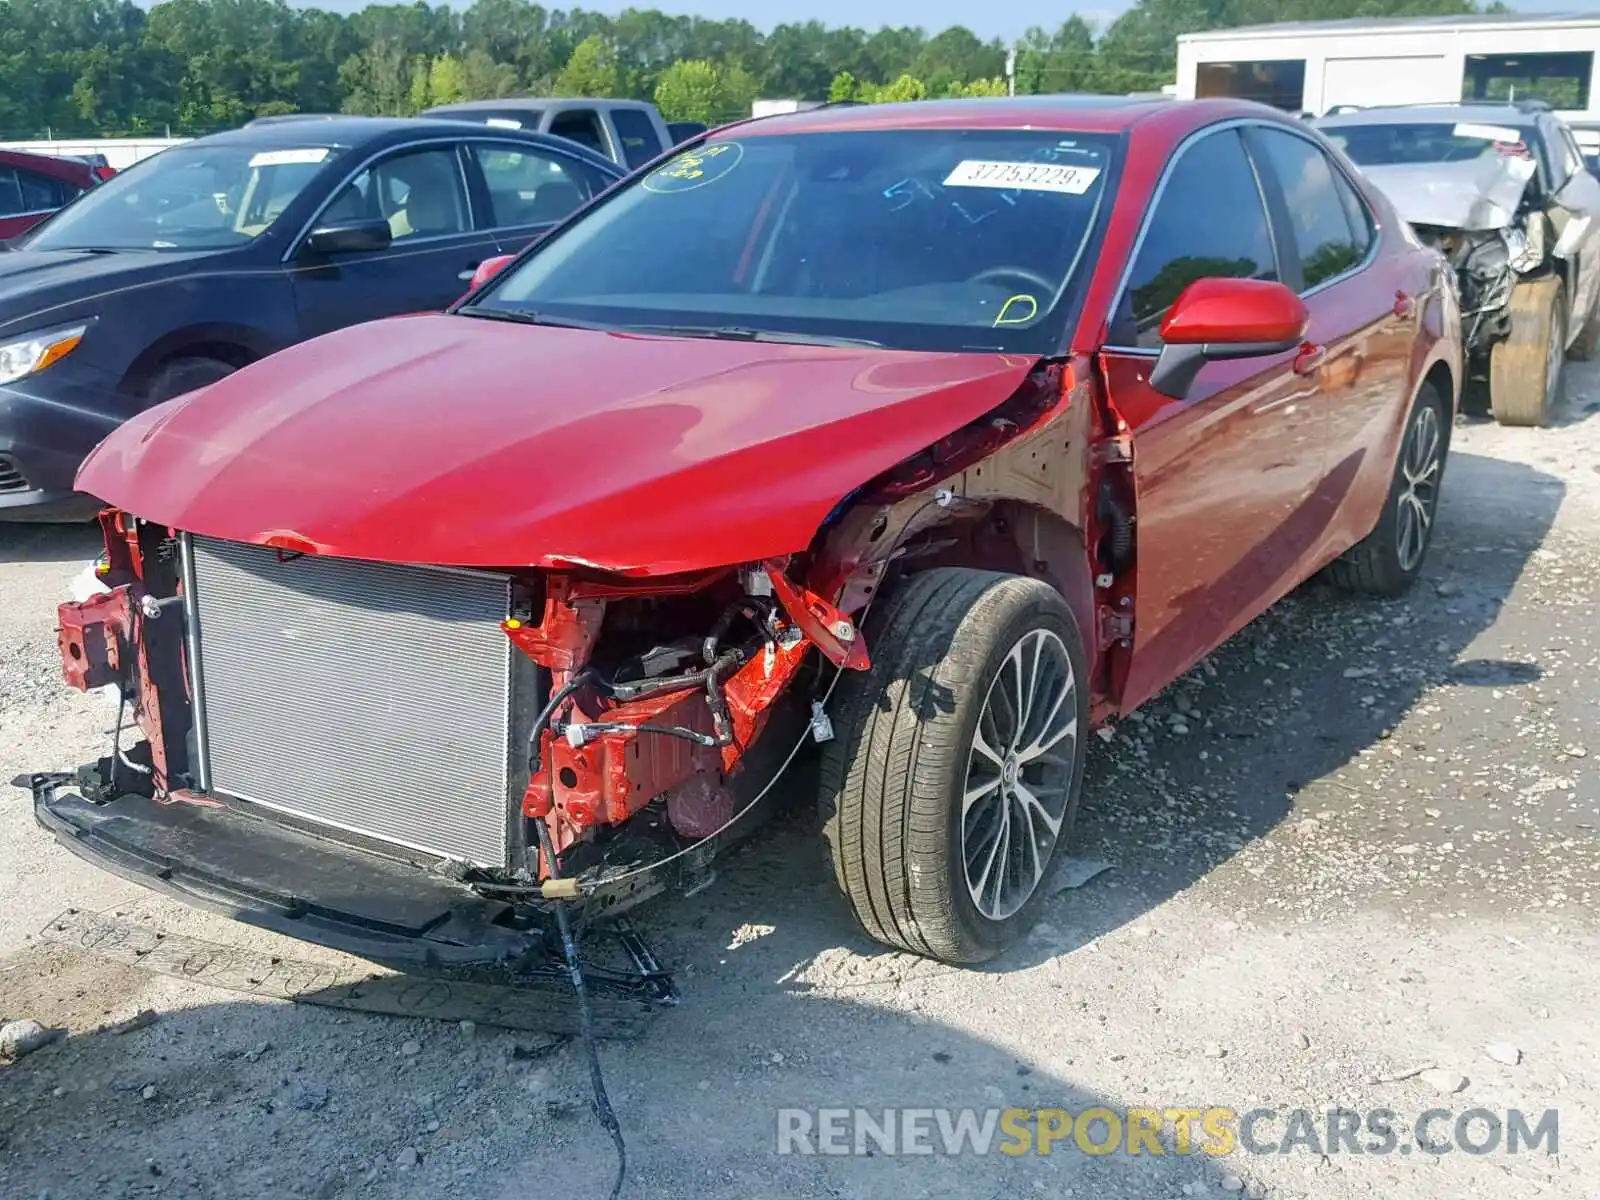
left=282, top=136, right=485, bottom=264
left=1244, top=122, right=1381, bottom=301
left=463, top=136, right=610, bottom=231
left=1103, top=120, right=1285, bottom=356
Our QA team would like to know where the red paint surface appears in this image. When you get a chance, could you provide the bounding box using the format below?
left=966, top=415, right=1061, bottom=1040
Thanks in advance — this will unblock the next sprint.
left=78, top=314, right=1038, bottom=573
left=1160, top=278, right=1309, bottom=346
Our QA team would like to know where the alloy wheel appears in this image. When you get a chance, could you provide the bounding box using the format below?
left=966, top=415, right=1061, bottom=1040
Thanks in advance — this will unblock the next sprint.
left=962, top=628, right=1079, bottom=921
left=1396, top=402, right=1442, bottom=574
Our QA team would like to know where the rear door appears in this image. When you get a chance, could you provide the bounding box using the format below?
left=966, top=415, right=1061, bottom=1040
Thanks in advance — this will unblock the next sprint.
left=1100, top=125, right=1327, bottom=711
left=290, top=141, right=502, bottom=337
left=1244, top=123, right=1410, bottom=557
left=463, top=139, right=616, bottom=257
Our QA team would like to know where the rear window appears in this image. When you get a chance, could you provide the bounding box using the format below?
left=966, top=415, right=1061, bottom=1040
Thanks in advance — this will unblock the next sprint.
left=611, top=110, right=664, bottom=168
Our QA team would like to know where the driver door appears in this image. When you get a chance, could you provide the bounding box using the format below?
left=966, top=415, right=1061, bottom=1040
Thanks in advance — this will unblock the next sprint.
left=1101, top=127, right=1327, bottom=711
left=290, top=142, right=501, bottom=338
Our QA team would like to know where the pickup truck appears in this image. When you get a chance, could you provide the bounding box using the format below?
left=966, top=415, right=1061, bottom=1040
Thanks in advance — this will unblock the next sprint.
left=422, top=98, right=687, bottom=171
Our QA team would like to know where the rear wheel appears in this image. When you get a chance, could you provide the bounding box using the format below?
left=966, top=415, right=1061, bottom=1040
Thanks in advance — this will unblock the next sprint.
left=819, top=568, right=1089, bottom=964
left=1326, top=382, right=1447, bottom=597
left=1489, top=275, right=1564, bottom=426
left=146, top=355, right=237, bottom=405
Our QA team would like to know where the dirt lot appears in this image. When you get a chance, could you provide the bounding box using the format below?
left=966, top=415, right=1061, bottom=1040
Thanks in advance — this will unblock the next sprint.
left=1, top=371, right=1597, bottom=1200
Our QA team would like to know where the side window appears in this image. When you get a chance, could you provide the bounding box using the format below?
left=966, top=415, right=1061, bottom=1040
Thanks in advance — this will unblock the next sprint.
left=1253, top=128, right=1364, bottom=289
left=548, top=110, right=610, bottom=158
left=610, top=109, right=663, bottom=169
left=469, top=143, right=605, bottom=228
left=1120, top=129, right=1277, bottom=348
left=0, top=168, right=23, bottom=218
left=322, top=147, right=469, bottom=243
left=1331, top=170, right=1373, bottom=260
left=17, top=170, right=62, bottom=212
left=1558, top=124, right=1587, bottom=186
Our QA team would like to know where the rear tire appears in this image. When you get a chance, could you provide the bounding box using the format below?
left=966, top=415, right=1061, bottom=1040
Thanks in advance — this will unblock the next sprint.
left=146, top=355, right=237, bottom=405
left=819, top=568, right=1089, bottom=964
left=1326, top=382, right=1448, bottom=598
left=1489, top=275, right=1564, bottom=426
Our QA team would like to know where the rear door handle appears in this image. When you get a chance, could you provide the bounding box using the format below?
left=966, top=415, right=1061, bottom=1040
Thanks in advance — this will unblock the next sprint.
left=1292, top=344, right=1327, bottom=376
left=1394, top=292, right=1417, bottom=319
left=458, top=265, right=480, bottom=281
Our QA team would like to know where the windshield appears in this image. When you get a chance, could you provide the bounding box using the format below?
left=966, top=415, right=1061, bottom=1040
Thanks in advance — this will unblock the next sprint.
left=1323, top=121, right=1534, bottom=167
left=471, top=129, right=1117, bottom=353
left=23, top=143, right=345, bottom=252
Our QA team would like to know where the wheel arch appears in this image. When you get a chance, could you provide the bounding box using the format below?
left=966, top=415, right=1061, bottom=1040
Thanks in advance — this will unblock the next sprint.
left=120, top=323, right=276, bottom=399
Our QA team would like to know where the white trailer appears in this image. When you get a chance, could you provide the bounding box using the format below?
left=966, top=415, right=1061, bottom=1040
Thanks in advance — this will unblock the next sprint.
left=1176, top=13, right=1600, bottom=120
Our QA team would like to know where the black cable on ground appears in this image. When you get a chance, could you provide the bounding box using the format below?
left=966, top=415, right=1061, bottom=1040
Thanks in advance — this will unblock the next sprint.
left=534, top=817, right=628, bottom=1200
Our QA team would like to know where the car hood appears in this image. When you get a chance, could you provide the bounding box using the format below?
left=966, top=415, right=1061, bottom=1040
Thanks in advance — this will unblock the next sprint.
left=1362, top=156, right=1537, bottom=231
left=77, top=313, right=1041, bottom=573
left=0, top=248, right=213, bottom=333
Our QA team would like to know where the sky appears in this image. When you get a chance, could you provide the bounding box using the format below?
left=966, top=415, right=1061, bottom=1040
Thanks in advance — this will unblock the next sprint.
left=134, top=0, right=1600, bottom=43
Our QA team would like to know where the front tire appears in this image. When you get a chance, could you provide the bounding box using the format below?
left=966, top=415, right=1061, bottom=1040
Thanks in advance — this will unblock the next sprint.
left=1490, top=275, right=1564, bottom=426
left=146, top=355, right=237, bottom=405
left=819, top=568, right=1089, bottom=964
left=1326, top=382, right=1447, bottom=597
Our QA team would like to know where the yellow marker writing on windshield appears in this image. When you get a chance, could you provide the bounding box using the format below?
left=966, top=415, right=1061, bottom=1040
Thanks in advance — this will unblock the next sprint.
left=994, top=294, right=1039, bottom=327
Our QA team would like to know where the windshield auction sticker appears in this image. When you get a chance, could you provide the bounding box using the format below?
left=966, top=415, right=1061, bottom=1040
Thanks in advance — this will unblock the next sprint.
left=944, top=160, right=1102, bottom=194
left=643, top=142, right=744, bottom=193
left=248, top=147, right=332, bottom=168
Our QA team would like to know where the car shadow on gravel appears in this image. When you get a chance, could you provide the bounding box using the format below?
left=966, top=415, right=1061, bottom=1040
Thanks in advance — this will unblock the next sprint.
left=0, top=519, right=101, bottom=566
left=0, top=937, right=1258, bottom=1200
left=643, top=450, right=1564, bottom=977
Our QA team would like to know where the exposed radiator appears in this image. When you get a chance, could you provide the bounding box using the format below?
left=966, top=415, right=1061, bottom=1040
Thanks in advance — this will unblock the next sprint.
left=186, top=536, right=535, bottom=868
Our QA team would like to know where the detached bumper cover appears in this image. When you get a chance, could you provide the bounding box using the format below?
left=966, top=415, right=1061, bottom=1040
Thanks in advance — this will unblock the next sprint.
left=24, top=775, right=543, bottom=968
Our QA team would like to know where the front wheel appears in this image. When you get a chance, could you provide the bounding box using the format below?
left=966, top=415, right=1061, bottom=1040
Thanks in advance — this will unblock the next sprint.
left=1489, top=275, right=1564, bottom=426
left=819, top=568, right=1089, bottom=964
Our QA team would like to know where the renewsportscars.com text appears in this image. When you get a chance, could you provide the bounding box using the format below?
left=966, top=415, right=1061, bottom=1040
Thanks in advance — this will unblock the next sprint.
left=775, top=1106, right=1559, bottom=1157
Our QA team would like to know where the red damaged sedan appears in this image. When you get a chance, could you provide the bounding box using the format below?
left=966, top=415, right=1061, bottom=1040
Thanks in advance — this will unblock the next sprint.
left=29, top=97, right=1459, bottom=966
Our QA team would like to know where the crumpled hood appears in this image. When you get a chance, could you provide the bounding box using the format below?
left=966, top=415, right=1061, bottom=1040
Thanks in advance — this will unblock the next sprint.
left=1363, top=155, right=1537, bottom=231
left=78, top=312, right=1040, bottom=573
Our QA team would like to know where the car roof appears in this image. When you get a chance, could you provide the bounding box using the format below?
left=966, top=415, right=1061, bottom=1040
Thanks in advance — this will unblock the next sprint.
left=724, top=94, right=1261, bottom=138
left=0, top=147, right=96, bottom=181
left=175, top=115, right=625, bottom=172
left=1316, top=104, right=1539, bottom=130
left=424, top=98, right=655, bottom=114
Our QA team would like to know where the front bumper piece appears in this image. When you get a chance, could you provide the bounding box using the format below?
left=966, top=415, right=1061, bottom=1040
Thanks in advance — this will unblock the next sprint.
left=21, top=771, right=550, bottom=969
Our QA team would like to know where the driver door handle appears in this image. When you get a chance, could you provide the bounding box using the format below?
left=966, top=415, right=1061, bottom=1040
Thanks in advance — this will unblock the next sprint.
left=1394, top=292, right=1417, bottom=320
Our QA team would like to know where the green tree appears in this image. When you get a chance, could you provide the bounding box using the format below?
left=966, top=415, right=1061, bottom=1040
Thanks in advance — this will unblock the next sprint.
left=654, top=58, right=721, bottom=123
left=866, top=73, right=928, bottom=103
left=553, top=34, right=620, bottom=97
left=828, top=70, right=860, bottom=102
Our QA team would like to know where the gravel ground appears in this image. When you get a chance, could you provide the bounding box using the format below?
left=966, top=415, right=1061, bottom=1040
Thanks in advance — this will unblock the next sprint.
left=1, top=372, right=1598, bottom=1200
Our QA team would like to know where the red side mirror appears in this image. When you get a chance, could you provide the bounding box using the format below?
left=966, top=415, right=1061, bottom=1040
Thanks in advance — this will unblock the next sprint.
left=468, top=254, right=517, bottom=292
left=1160, top=277, right=1309, bottom=347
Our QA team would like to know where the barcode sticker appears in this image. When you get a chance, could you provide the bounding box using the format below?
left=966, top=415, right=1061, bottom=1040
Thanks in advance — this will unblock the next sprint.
left=944, top=159, right=1102, bottom=194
